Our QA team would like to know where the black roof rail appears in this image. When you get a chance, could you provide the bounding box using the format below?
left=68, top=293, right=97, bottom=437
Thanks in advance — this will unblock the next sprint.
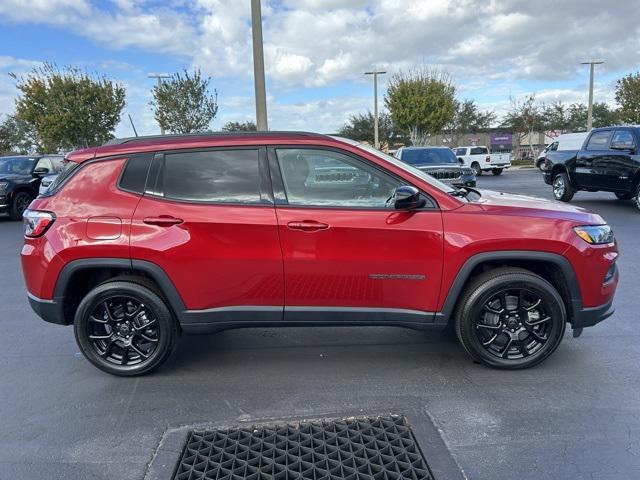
left=103, top=131, right=333, bottom=146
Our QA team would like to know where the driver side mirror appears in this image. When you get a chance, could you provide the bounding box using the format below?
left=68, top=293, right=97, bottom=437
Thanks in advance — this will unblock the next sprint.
left=458, top=157, right=464, bottom=165
left=393, top=185, right=426, bottom=210
left=33, top=167, right=50, bottom=176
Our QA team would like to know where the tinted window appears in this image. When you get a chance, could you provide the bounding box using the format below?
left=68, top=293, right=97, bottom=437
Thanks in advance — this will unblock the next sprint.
left=611, top=130, right=635, bottom=149
left=470, top=147, right=488, bottom=155
left=162, top=149, right=262, bottom=203
left=454, top=148, right=466, bottom=156
left=586, top=131, right=612, bottom=151
left=401, top=148, right=457, bottom=165
left=548, top=141, right=558, bottom=152
left=276, top=148, right=399, bottom=208
left=119, top=154, right=153, bottom=194
left=0, top=157, right=35, bottom=175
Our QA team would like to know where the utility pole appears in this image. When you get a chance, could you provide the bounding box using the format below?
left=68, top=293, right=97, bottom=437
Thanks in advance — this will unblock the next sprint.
left=364, top=70, right=386, bottom=149
left=148, top=72, right=171, bottom=134
left=251, top=0, right=268, bottom=131
left=581, top=60, right=604, bottom=130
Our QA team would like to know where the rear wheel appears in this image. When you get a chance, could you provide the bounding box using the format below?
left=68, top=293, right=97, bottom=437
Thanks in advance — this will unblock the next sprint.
left=455, top=268, right=566, bottom=369
left=552, top=172, right=575, bottom=202
left=635, top=183, right=640, bottom=212
left=471, top=162, right=482, bottom=176
left=615, top=192, right=633, bottom=200
left=9, top=191, right=32, bottom=220
left=491, top=168, right=503, bottom=176
left=74, top=281, right=178, bottom=376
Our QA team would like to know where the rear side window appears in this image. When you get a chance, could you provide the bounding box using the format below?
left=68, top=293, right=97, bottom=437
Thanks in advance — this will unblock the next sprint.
left=586, top=131, right=612, bottom=150
left=470, top=147, right=488, bottom=155
left=610, top=130, right=635, bottom=149
left=162, top=149, right=262, bottom=203
left=119, top=153, right=153, bottom=194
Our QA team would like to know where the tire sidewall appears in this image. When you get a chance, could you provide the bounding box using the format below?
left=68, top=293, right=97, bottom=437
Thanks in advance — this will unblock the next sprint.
left=636, top=183, right=640, bottom=211
left=74, top=282, right=175, bottom=376
left=459, top=275, right=566, bottom=369
left=10, top=191, right=31, bottom=220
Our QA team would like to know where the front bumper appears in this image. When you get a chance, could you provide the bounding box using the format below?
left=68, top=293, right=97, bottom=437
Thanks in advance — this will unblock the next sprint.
left=572, top=298, right=615, bottom=329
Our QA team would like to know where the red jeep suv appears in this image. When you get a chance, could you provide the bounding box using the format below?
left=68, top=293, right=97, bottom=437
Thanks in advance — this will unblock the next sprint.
left=21, top=133, right=618, bottom=376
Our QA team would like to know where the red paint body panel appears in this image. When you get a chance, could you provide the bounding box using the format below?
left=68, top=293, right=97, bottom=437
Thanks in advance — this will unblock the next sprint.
left=276, top=207, right=443, bottom=311
left=130, top=198, right=284, bottom=310
left=21, top=133, right=618, bottom=326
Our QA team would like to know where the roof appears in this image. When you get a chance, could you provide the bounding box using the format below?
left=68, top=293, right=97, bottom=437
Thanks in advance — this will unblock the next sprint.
left=68, top=131, right=346, bottom=164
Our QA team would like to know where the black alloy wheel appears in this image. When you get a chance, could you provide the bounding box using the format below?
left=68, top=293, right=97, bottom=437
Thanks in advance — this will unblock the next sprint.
left=74, top=280, right=177, bottom=376
left=455, top=267, right=566, bottom=369
left=10, top=191, right=32, bottom=220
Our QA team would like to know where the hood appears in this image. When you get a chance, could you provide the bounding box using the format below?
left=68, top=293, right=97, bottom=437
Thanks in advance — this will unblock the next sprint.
left=471, top=189, right=605, bottom=224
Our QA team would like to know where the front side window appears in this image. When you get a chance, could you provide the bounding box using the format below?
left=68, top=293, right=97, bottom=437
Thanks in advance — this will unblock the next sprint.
left=586, top=131, right=612, bottom=151
left=162, top=149, right=263, bottom=203
left=276, top=148, right=400, bottom=208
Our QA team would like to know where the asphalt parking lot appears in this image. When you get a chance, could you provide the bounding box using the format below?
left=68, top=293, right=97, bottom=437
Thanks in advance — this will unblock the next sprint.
left=1, top=168, right=639, bottom=480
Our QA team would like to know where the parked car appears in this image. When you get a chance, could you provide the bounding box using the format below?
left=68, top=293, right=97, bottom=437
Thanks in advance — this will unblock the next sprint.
left=454, top=146, right=511, bottom=176
left=394, top=146, right=476, bottom=187
left=0, top=154, right=65, bottom=220
left=22, top=132, right=618, bottom=375
left=38, top=160, right=73, bottom=195
left=543, top=126, right=640, bottom=210
left=536, top=132, right=588, bottom=170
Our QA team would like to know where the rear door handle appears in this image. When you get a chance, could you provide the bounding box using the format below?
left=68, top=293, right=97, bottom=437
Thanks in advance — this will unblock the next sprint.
left=143, top=216, right=183, bottom=226
left=287, top=220, right=329, bottom=232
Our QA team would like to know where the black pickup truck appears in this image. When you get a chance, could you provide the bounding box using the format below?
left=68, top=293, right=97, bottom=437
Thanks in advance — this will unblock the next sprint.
left=543, top=126, right=640, bottom=210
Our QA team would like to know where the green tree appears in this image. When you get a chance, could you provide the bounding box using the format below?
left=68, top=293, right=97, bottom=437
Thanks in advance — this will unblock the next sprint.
left=0, top=114, right=37, bottom=154
left=447, top=100, right=495, bottom=145
left=337, top=111, right=394, bottom=145
left=500, top=95, right=544, bottom=158
left=12, top=63, right=125, bottom=151
left=150, top=69, right=218, bottom=134
left=385, top=68, right=456, bottom=146
left=221, top=121, right=257, bottom=132
left=615, top=72, right=640, bottom=124
left=547, top=102, right=619, bottom=132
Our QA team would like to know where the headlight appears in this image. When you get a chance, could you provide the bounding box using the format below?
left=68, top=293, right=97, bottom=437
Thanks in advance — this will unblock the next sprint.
left=0, top=182, right=8, bottom=193
left=574, top=225, right=614, bottom=245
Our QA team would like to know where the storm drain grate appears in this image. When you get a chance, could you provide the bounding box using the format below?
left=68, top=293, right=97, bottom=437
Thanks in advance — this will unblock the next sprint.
left=173, top=416, right=436, bottom=480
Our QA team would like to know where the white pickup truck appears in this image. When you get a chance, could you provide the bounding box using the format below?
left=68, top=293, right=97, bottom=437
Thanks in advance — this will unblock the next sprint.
left=454, top=146, right=511, bottom=176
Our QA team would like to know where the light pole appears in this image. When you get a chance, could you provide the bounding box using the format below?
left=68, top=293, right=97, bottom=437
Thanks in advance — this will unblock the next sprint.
left=148, top=72, right=171, bottom=134
left=581, top=60, right=604, bottom=131
left=364, top=70, right=386, bottom=149
left=251, top=0, right=268, bottom=131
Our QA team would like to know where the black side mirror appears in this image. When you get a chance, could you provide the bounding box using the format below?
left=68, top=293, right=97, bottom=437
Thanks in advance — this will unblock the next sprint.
left=33, top=167, right=50, bottom=176
left=458, top=157, right=464, bottom=165
left=393, top=185, right=426, bottom=210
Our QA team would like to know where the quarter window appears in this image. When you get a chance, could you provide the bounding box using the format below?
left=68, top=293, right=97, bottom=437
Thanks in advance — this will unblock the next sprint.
left=276, top=148, right=400, bottom=208
left=162, top=149, right=263, bottom=203
left=586, top=131, right=612, bottom=151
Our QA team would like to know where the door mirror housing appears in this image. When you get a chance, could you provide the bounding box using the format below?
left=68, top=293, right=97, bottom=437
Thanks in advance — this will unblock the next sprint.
left=33, top=167, right=50, bottom=176
left=458, top=157, right=464, bottom=165
left=393, top=185, right=426, bottom=210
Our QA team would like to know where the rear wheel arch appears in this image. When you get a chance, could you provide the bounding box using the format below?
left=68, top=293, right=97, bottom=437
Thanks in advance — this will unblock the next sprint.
left=440, top=251, right=581, bottom=325
left=54, top=259, right=186, bottom=325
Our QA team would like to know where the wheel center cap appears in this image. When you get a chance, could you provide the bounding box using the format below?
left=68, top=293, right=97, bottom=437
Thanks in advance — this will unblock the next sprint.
left=118, top=324, right=130, bottom=336
left=507, top=318, right=518, bottom=329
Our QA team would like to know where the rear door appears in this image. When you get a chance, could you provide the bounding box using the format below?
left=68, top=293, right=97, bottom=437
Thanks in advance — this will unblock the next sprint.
left=270, top=146, right=443, bottom=324
left=575, top=129, right=613, bottom=188
left=602, top=129, right=640, bottom=191
left=130, top=147, right=284, bottom=324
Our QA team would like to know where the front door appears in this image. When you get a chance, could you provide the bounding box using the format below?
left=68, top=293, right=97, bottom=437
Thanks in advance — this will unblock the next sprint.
left=575, top=129, right=613, bottom=188
left=270, top=147, right=444, bottom=325
left=600, top=129, right=640, bottom=191
left=130, top=147, right=284, bottom=325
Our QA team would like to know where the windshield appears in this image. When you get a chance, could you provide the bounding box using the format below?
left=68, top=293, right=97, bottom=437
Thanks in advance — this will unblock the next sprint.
left=0, top=156, right=35, bottom=175
left=338, top=140, right=456, bottom=193
left=400, top=148, right=457, bottom=165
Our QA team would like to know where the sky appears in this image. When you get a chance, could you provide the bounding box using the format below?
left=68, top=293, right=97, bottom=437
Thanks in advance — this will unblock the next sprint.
left=0, top=0, right=637, bottom=137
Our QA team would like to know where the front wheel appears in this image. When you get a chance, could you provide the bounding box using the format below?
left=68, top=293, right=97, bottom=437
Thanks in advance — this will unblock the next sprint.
left=9, top=191, right=32, bottom=220
left=615, top=192, right=633, bottom=201
left=491, top=168, right=503, bottom=176
left=74, top=281, right=178, bottom=376
left=455, top=268, right=566, bottom=369
left=552, top=172, right=575, bottom=202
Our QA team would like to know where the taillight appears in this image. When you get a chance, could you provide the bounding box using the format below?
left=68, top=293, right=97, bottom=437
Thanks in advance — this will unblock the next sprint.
left=485, top=155, right=491, bottom=163
left=23, top=209, right=55, bottom=238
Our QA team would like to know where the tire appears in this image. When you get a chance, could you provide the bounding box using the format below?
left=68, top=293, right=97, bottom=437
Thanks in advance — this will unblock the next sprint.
left=455, top=267, right=566, bottom=369
left=552, top=172, right=575, bottom=202
left=536, top=159, right=545, bottom=171
left=635, top=183, right=640, bottom=212
left=615, top=192, right=633, bottom=201
left=74, top=280, right=179, bottom=376
left=9, top=191, right=32, bottom=220
left=491, top=168, right=503, bottom=176
left=471, top=162, right=482, bottom=176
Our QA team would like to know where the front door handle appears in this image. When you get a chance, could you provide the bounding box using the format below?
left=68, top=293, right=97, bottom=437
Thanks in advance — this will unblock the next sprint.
left=143, top=216, right=184, bottom=226
left=287, top=220, right=329, bottom=232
